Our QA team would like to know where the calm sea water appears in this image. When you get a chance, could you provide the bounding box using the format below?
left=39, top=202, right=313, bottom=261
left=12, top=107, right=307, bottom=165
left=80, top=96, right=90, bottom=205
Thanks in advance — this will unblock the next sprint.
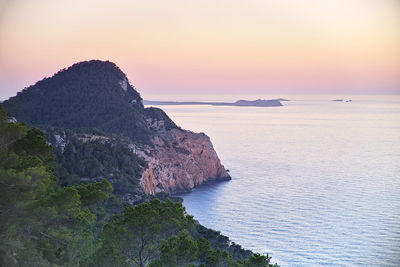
left=149, top=96, right=400, bottom=266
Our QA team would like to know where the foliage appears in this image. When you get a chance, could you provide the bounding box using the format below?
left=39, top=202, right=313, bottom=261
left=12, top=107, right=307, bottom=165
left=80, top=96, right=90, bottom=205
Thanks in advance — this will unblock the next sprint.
left=159, top=230, right=199, bottom=266
left=44, top=127, right=147, bottom=195
left=0, top=105, right=28, bottom=150
left=194, top=224, right=253, bottom=261
left=149, top=230, right=199, bottom=267
left=149, top=231, right=278, bottom=267
left=0, top=110, right=113, bottom=266
left=10, top=127, right=56, bottom=173
left=72, top=179, right=113, bottom=208
left=103, top=199, right=195, bottom=267
left=243, top=253, right=279, bottom=267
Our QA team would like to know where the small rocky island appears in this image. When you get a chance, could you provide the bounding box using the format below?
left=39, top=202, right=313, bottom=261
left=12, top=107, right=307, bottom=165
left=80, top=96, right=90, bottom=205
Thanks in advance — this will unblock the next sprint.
left=144, top=98, right=284, bottom=107
left=332, top=99, right=352, bottom=102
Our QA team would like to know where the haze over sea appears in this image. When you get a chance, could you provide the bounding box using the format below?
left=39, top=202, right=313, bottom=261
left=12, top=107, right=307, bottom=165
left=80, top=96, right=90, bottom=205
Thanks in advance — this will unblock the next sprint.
left=147, top=95, right=400, bottom=266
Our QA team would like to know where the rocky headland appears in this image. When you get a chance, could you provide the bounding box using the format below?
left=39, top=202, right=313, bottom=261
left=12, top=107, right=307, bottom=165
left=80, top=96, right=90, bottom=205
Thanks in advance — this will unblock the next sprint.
left=2, top=60, right=230, bottom=202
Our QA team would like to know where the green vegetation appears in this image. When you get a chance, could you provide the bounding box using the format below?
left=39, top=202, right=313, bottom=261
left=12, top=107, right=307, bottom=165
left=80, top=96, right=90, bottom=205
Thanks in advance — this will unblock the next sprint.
left=0, top=105, right=113, bottom=266
left=45, top=127, right=147, bottom=198
left=102, top=199, right=195, bottom=267
left=194, top=225, right=253, bottom=261
left=149, top=230, right=277, bottom=267
left=2, top=60, right=177, bottom=144
left=1, top=105, right=278, bottom=266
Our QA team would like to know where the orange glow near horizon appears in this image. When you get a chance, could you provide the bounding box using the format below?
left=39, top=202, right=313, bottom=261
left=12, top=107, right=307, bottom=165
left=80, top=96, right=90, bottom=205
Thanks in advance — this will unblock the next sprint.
left=0, top=0, right=399, bottom=99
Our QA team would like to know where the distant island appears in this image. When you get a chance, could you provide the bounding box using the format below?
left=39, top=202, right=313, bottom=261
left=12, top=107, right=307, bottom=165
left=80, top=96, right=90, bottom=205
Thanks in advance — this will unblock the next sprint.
left=144, top=98, right=286, bottom=107
left=332, top=99, right=352, bottom=102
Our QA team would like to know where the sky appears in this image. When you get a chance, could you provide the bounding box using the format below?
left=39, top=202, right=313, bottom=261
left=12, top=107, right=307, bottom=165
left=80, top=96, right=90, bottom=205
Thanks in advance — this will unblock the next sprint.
left=0, top=0, right=399, bottom=100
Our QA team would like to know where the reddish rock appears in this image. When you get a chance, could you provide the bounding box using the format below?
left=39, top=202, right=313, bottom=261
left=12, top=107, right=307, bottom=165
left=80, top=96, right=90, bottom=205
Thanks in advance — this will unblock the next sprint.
left=134, top=125, right=230, bottom=194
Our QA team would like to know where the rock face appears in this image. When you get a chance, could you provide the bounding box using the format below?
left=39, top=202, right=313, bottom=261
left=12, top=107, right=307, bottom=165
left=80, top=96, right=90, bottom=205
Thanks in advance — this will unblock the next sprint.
left=136, top=128, right=230, bottom=194
left=2, top=60, right=230, bottom=195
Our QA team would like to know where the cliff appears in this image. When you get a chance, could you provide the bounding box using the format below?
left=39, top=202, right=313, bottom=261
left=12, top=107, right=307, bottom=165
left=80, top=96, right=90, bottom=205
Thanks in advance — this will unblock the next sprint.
left=2, top=60, right=230, bottom=199
left=136, top=128, right=230, bottom=194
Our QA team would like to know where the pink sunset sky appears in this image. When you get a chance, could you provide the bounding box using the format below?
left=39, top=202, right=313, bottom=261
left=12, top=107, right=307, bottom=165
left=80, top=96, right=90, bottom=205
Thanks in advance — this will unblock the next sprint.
left=0, top=0, right=399, bottom=100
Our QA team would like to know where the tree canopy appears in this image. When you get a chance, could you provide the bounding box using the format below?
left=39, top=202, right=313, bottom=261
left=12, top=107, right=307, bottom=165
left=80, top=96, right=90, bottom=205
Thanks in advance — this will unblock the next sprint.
left=0, top=106, right=113, bottom=266
left=103, top=199, right=195, bottom=267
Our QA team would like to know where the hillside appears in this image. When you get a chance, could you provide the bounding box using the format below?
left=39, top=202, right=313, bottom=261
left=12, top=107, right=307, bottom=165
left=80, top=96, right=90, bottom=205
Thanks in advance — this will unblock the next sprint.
left=2, top=60, right=230, bottom=197
left=3, top=60, right=175, bottom=144
left=0, top=105, right=276, bottom=266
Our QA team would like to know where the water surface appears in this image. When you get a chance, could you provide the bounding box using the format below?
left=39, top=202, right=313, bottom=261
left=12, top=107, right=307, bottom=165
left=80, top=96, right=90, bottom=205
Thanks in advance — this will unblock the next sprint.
left=151, top=96, right=400, bottom=266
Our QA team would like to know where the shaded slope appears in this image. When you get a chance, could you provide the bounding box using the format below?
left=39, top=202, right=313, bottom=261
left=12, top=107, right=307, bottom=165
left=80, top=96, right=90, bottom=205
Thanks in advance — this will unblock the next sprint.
left=3, top=60, right=175, bottom=143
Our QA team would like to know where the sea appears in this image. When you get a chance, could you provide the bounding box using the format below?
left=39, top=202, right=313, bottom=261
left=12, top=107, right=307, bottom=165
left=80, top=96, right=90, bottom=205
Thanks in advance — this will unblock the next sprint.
left=147, top=95, right=400, bottom=266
